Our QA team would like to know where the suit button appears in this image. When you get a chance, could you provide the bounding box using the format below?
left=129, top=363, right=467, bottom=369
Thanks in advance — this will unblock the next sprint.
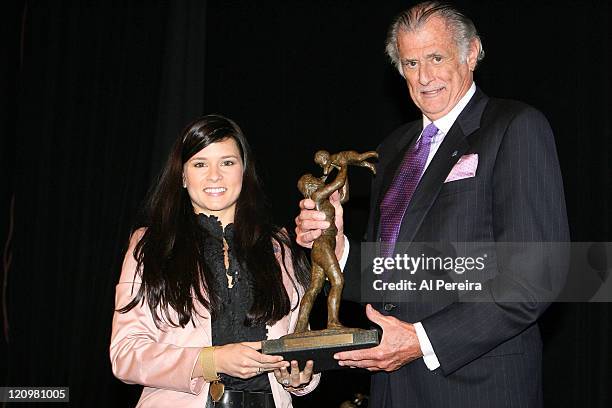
left=384, top=303, right=396, bottom=311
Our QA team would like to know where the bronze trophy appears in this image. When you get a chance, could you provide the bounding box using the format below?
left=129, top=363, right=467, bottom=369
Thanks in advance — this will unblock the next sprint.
left=262, top=150, right=380, bottom=371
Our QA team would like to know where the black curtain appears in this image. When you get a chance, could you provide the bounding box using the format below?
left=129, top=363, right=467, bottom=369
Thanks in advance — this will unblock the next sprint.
left=3, top=1, right=207, bottom=406
left=1, top=1, right=610, bottom=407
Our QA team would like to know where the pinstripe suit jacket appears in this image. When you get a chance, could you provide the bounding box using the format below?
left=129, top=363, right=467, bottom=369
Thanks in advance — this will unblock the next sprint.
left=344, top=88, right=569, bottom=408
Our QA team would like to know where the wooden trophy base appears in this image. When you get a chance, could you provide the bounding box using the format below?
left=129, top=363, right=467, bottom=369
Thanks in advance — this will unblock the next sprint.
left=262, top=328, right=379, bottom=371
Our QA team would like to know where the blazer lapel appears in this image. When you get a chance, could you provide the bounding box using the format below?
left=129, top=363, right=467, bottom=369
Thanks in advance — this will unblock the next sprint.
left=266, top=270, right=298, bottom=339
left=395, top=88, right=489, bottom=244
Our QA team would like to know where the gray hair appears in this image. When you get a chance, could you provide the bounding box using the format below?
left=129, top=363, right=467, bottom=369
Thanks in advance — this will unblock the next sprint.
left=385, top=1, right=485, bottom=76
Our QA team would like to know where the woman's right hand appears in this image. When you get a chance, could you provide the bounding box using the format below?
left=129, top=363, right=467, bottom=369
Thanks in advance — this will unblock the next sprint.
left=214, top=341, right=289, bottom=379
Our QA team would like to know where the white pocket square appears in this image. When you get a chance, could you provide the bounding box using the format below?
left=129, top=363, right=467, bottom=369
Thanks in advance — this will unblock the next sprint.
left=444, top=153, right=478, bottom=183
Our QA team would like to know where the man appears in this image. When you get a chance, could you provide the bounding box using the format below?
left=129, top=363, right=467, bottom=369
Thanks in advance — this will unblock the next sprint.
left=295, top=2, right=569, bottom=407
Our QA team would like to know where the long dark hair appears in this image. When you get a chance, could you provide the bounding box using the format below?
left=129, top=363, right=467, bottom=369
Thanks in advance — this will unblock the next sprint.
left=119, top=114, right=309, bottom=328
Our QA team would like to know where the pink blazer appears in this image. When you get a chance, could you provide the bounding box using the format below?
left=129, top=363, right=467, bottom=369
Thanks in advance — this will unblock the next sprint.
left=110, top=230, right=320, bottom=407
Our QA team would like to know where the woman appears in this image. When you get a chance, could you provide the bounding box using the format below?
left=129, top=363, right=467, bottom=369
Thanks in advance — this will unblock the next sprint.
left=110, top=115, right=319, bottom=407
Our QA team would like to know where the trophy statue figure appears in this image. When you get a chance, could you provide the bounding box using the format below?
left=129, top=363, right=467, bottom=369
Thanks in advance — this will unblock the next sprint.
left=263, top=149, right=380, bottom=371
left=293, top=150, right=379, bottom=333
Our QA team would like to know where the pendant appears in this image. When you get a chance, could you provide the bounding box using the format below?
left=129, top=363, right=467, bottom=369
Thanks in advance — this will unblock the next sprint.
left=209, top=380, right=225, bottom=402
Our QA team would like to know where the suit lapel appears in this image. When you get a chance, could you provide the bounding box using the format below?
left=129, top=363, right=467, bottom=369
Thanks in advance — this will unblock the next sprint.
left=396, top=123, right=471, bottom=243
left=371, top=124, right=421, bottom=240
left=386, top=88, right=489, bottom=244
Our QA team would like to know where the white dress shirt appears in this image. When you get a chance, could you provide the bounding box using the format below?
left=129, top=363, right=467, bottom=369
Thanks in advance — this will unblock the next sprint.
left=339, top=82, right=477, bottom=371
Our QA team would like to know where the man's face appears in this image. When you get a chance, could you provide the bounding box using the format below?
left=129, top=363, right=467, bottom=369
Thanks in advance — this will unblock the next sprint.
left=397, top=16, right=478, bottom=120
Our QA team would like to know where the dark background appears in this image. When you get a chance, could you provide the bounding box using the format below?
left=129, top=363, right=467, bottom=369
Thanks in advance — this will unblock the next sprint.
left=1, top=0, right=610, bottom=407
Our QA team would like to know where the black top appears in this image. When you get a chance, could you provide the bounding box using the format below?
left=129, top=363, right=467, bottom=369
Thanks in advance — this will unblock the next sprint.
left=196, top=214, right=271, bottom=392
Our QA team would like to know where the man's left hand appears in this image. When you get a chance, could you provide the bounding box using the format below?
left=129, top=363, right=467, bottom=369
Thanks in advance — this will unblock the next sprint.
left=334, top=304, right=423, bottom=371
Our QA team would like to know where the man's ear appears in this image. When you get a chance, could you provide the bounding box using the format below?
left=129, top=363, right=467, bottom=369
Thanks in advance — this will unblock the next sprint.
left=466, top=38, right=480, bottom=71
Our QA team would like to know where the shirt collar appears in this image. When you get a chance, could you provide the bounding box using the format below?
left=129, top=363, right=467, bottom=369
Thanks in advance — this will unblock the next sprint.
left=422, top=82, right=476, bottom=134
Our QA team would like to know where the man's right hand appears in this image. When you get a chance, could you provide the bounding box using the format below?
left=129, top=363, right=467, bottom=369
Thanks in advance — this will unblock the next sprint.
left=294, top=191, right=345, bottom=259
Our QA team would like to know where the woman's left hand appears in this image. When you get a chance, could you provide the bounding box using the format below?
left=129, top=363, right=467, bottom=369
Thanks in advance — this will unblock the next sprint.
left=273, top=360, right=314, bottom=392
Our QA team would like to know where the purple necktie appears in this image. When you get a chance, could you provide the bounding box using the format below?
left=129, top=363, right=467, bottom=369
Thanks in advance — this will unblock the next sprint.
left=379, top=123, right=439, bottom=256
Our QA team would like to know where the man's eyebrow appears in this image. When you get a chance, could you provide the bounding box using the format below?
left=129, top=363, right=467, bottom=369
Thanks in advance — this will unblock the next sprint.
left=401, top=54, right=442, bottom=62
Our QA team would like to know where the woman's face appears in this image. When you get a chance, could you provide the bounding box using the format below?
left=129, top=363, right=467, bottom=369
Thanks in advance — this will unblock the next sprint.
left=183, top=137, right=244, bottom=226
